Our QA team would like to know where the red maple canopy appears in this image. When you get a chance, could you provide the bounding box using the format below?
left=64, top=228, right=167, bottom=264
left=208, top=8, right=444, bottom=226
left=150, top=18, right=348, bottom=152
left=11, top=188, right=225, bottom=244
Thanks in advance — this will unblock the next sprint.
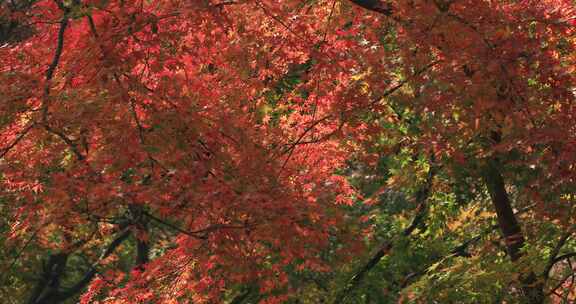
left=1, top=0, right=575, bottom=303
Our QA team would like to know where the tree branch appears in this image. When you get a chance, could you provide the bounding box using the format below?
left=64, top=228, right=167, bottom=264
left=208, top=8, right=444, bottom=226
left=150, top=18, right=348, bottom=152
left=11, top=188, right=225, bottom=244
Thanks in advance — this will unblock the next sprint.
left=41, top=10, right=69, bottom=121
left=43, top=124, right=85, bottom=160
left=145, top=211, right=254, bottom=240
left=0, top=123, right=34, bottom=158
left=550, top=253, right=576, bottom=269
left=399, top=205, right=535, bottom=289
left=58, top=229, right=131, bottom=300
left=544, top=228, right=575, bottom=280
left=347, top=0, right=393, bottom=16
left=333, top=162, right=436, bottom=304
left=27, top=253, right=69, bottom=304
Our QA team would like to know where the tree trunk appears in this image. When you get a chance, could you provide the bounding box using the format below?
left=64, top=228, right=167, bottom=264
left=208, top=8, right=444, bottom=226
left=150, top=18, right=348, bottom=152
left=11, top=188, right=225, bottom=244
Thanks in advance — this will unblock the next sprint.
left=482, top=158, right=544, bottom=304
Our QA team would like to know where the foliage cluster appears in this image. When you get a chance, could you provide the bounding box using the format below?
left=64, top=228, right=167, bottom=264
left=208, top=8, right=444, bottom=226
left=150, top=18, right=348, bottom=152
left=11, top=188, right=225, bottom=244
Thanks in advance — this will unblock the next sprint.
left=1, top=0, right=576, bottom=303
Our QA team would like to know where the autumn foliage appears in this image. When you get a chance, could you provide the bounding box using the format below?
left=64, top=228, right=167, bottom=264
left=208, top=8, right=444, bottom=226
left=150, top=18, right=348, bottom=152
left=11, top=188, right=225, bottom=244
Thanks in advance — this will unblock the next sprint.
left=1, top=0, right=576, bottom=303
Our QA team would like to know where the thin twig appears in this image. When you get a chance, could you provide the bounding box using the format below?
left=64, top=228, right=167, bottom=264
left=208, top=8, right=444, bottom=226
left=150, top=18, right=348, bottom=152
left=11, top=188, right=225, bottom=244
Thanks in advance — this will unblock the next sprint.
left=0, top=123, right=35, bottom=158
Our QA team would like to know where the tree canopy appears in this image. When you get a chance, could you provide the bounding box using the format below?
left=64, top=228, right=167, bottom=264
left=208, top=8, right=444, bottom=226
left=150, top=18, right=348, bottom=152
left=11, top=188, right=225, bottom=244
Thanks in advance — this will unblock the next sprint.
left=1, top=0, right=576, bottom=303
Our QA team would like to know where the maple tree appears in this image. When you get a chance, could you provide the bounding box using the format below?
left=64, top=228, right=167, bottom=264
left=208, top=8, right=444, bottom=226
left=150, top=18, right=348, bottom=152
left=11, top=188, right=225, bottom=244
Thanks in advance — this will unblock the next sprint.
left=1, top=0, right=576, bottom=303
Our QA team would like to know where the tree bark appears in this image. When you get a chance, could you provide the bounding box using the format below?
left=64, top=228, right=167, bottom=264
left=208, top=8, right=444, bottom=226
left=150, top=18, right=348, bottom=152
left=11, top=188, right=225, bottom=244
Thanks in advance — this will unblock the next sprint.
left=27, top=229, right=131, bottom=304
left=347, top=0, right=393, bottom=15
left=27, top=253, right=69, bottom=304
left=482, top=158, right=544, bottom=304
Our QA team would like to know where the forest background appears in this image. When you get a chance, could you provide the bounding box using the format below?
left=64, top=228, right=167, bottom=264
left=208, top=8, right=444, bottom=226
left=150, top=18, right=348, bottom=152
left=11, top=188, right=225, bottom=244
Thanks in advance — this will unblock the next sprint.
left=2, top=0, right=576, bottom=303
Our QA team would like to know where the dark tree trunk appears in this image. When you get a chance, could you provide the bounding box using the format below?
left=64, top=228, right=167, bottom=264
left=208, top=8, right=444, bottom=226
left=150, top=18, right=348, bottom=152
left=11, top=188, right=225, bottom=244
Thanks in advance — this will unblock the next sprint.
left=482, top=158, right=544, bottom=304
